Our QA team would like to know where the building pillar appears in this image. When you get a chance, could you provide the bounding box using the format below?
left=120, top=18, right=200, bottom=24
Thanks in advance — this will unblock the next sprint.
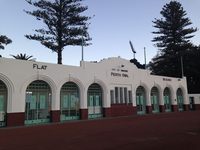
left=159, top=105, right=165, bottom=112
left=146, top=106, right=152, bottom=114
left=146, top=91, right=152, bottom=114
left=50, top=110, right=60, bottom=122
left=7, top=112, right=25, bottom=127
left=184, top=104, right=189, bottom=111
left=80, top=109, right=88, bottom=120
left=171, top=89, right=178, bottom=112
left=172, top=105, right=178, bottom=112
left=159, top=88, right=164, bottom=113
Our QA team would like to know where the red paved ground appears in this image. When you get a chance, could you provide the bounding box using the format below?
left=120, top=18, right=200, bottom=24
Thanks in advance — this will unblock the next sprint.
left=0, top=111, right=200, bottom=150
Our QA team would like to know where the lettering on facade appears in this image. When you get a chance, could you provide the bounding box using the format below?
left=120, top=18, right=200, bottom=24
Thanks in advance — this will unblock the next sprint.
left=121, top=69, right=128, bottom=73
left=33, top=64, right=47, bottom=70
left=122, top=74, right=128, bottom=77
left=110, top=66, right=129, bottom=78
left=163, top=78, right=172, bottom=81
left=111, top=72, right=129, bottom=78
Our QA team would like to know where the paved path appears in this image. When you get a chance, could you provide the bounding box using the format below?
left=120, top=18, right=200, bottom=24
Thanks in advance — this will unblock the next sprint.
left=0, top=111, right=200, bottom=150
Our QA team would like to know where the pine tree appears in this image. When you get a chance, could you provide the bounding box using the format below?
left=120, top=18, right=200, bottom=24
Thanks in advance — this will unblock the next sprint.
left=0, top=35, right=12, bottom=50
left=150, top=1, right=197, bottom=78
left=183, top=46, right=200, bottom=93
left=25, top=0, right=91, bottom=64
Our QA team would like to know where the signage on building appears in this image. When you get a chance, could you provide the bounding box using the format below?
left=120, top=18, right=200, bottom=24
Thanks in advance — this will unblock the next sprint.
left=111, top=68, right=129, bottom=78
left=163, top=78, right=172, bottom=81
left=33, top=64, right=47, bottom=70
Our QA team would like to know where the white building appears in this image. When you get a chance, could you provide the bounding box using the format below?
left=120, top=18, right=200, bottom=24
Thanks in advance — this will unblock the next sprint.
left=0, top=57, right=191, bottom=127
left=188, top=94, right=200, bottom=111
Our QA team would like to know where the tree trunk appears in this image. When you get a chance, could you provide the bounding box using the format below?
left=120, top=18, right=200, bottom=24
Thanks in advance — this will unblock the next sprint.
left=57, top=50, right=62, bottom=64
left=57, top=1, right=63, bottom=65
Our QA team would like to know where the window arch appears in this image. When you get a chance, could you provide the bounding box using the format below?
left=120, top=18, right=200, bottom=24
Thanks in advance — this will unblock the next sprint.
left=136, top=86, right=146, bottom=115
left=177, top=88, right=184, bottom=111
left=88, top=83, right=103, bottom=119
left=25, top=80, right=51, bottom=125
left=163, top=87, right=172, bottom=112
left=151, top=87, right=160, bottom=113
left=60, top=82, right=80, bottom=121
left=0, top=80, right=7, bottom=127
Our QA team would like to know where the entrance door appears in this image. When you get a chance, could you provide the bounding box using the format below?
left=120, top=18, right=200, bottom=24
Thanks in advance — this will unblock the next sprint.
left=0, top=95, right=6, bottom=127
left=61, top=92, right=79, bottom=121
left=60, top=82, right=80, bottom=121
left=88, top=93, right=102, bottom=119
left=177, top=88, right=184, bottom=112
left=25, top=80, right=51, bottom=125
left=136, top=95, right=146, bottom=115
left=151, top=96, right=159, bottom=113
left=164, top=96, right=171, bottom=112
left=0, top=81, right=7, bottom=127
left=177, top=96, right=184, bottom=111
left=136, top=86, right=146, bottom=115
left=189, top=97, right=195, bottom=110
left=151, top=87, right=160, bottom=113
left=88, top=83, right=103, bottom=119
left=25, top=92, right=50, bottom=124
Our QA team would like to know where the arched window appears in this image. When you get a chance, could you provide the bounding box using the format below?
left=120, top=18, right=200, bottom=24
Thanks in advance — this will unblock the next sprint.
left=136, top=86, right=146, bottom=115
left=151, top=87, right=160, bottom=113
left=88, top=83, right=103, bottom=119
left=25, top=80, right=51, bottom=125
left=60, top=82, right=80, bottom=121
left=0, top=80, right=7, bottom=127
left=177, top=88, right=184, bottom=111
left=163, top=87, right=171, bottom=112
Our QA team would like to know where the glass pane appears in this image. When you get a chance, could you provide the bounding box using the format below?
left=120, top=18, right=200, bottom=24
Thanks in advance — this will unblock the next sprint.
left=95, top=95, right=100, bottom=106
left=136, top=96, right=139, bottom=104
left=71, top=95, right=76, bottom=108
left=140, top=96, right=144, bottom=105
left=63, top=95, right=69, bottom=109
left=151, top=96, right=153, bottom=104
left=89, top=95, right=93, bottom=106
left=0, top=95, right=4, bottom=111
left=166, top=96, right=169, bottom=104
left=154, top=96, right=157, bottom=104
left=39, top=95, right=46, bottom=109
left=30, top=95, right=36, bottom=110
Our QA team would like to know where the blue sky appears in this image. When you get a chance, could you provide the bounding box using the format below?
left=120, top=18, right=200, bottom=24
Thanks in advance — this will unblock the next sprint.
left=0, top=0, right=200, bottom=66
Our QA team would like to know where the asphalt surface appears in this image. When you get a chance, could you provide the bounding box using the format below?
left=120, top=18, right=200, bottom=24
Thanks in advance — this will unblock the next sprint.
left=0, top=111, right=200, bottom=150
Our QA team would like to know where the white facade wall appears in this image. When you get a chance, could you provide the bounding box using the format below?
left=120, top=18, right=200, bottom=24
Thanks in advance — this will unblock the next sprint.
left=188, top=94, right=200, bottom=104
left=0, top=57, right=189, bottom=113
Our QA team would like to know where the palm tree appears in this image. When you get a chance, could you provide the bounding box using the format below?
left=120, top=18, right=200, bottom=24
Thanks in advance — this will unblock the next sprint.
left=10, top=53, right=35, bottom=61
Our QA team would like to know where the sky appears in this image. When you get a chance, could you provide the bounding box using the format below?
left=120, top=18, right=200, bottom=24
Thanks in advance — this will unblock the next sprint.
left=0, top=0, right=200, bottom=66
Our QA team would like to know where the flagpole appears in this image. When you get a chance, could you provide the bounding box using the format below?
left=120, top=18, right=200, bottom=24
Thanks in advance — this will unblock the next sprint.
left=144, top=47, right=146, bottom=69
left=181, top=56, right=184, bottom=78
left=81, top=35, right=84, bottom=61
